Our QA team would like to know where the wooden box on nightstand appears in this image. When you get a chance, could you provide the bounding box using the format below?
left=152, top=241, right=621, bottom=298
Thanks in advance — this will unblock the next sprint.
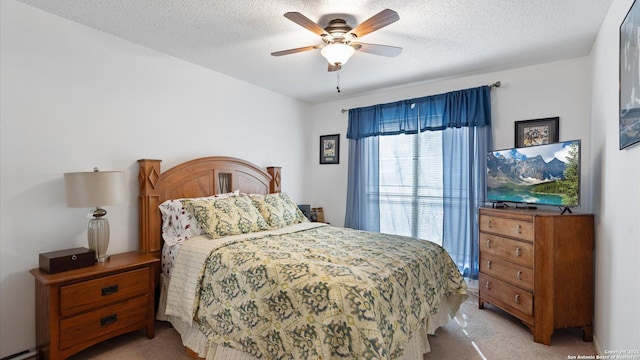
left=30, top=252, right=160, bottom=360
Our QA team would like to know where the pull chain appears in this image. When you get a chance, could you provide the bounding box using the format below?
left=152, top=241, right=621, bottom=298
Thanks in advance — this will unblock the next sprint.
left=336, top=70, right=341, bottom=93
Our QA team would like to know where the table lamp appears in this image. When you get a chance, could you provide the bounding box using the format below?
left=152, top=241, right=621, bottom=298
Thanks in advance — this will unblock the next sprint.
left=64, top=168, right=126, bottom=262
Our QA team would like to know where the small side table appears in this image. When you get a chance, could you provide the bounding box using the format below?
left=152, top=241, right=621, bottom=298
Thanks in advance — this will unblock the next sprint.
left=30, top=252, right=159, bottom=360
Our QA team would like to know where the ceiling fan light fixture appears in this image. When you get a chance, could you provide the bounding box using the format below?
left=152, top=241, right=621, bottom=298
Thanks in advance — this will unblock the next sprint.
left=321, top=43, right=356, bottom=66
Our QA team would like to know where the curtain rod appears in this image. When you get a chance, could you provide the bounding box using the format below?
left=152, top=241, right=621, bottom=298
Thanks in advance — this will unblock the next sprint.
left=340, top=81, right=501, bottom=114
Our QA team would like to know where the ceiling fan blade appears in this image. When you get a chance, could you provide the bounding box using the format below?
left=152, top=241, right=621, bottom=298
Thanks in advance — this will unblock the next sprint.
left=352, top=42, right=402, bottom=57
left=271, top=45, right=321, bottom=57
left=284, top=12, right=328, bottom=36
left=349, top=9, right=399, bottom=38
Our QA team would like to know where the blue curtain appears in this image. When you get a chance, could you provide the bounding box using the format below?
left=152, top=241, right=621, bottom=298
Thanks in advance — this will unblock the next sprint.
left=347, top=86, right=491, bottom=139
left=345, top=85, right=492, bottom=278
left=344, top=136, right=380, bottom=232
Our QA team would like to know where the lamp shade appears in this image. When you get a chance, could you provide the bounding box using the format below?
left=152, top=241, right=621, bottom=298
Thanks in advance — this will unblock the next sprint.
left=64, top=171, right=126, bottom=208
left=321, top=43, right=356, bottom=66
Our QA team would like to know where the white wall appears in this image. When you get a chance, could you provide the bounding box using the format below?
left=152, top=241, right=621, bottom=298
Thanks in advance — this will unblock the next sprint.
left=0, top=1, right=310, bottom=357
left=590, top=0, right=640, bottom=352
left=309, top=58, right=593, bottom=226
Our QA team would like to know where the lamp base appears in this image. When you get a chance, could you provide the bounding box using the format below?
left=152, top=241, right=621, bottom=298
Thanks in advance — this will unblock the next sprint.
left=88, top=216, right=110, bottom=262
left=96, top=255, right=110, bottom=263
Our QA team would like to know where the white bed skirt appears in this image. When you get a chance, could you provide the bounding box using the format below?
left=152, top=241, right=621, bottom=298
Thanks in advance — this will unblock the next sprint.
left=157, top=274, right=466, bottom=360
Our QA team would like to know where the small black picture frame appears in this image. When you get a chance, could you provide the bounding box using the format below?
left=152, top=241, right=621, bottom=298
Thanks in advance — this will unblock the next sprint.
left=514, top=117, right=559, bottom=147
left=320, top=134, right=340, bottom=164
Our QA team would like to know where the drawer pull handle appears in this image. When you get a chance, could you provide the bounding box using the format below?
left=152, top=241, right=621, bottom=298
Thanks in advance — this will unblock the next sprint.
left=486, top=219, right=492, bottom=228
left=515, top=248, right=522, bottom=257
left=101, top=285, right=118, bottom=296
left=514, top=294, right=521, bottom=304
left=516, top=224, right=522, bottom=234
left=100, top=314, right=117, bottom=326
left=485, top=282, right=491, bottom=290
left=486, top=239, right=492, bottom=248
left=487, top=260, right=492, bottom=269
left=516, top=271, right=523, bottom=280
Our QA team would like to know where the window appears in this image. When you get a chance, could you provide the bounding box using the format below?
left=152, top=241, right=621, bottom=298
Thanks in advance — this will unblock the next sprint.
left=379, top=132, right=443, bottom=245
left=345, top=85, right=492, bottom=279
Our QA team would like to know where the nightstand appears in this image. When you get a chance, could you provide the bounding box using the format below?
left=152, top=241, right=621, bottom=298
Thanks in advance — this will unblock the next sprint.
left=30, top=252, right=159, bottom=360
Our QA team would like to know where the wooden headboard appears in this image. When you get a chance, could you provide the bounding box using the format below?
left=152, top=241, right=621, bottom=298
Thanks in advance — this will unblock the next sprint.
left=137, top=157, right=281, bottom=258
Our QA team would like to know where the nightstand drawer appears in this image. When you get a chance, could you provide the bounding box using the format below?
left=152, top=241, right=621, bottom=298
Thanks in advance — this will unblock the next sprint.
left=480, top=214, right=534, bottom=241
left=480, top=233, right=533, bottom=267
left=60, top=267, right=150, bottom=316
left=59, top=295, right=149, bottom=350
left=479, top=253, right=533, bottom=290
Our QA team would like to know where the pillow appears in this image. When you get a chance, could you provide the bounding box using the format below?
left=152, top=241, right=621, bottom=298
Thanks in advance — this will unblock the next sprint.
left=249, top=193, right=309, bottom=229
left=185, top=194, right=270, bottom=238
left=159, top=190, right=238, bottom=246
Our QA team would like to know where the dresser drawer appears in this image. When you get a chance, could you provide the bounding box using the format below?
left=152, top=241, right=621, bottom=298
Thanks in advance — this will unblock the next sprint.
left=60, top=267, right=150, bottom=316
left=480, top=233, right=533, bottom=267
left=59, top=295, right=149, bottom=350
left=479, top=273, right=533, bottom=318
left=480, top=214, right=534, bottom=241
left=479, top=253, right=533, bottom=290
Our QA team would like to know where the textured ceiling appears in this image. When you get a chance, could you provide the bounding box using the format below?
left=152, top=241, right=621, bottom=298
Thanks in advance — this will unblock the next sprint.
left=18, top=0, right=613, bottom=104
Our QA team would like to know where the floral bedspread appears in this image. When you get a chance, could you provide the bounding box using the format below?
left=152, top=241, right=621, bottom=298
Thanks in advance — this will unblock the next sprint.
left=185, top=225, right=467, bottom=359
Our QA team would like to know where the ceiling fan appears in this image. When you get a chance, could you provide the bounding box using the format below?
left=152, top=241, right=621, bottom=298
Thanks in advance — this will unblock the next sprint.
left=271, top=9, right=402, bottom=72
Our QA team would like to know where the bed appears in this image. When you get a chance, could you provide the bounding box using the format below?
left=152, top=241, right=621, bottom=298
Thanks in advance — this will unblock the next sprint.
left=138, top=156, right=468, bottom=360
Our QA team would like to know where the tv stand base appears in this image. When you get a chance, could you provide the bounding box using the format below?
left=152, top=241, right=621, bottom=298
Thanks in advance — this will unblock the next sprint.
left=560, top=207, right=572, bottom=215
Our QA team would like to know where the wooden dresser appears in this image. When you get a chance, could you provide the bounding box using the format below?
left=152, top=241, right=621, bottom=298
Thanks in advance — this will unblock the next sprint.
left=478, top=207, right=594, bottom=345
left=30, top=252, right=159, bottom=359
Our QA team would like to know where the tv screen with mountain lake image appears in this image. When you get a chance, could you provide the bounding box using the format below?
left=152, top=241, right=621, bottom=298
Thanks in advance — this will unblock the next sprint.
left=486, top=140, right=580, bottom=207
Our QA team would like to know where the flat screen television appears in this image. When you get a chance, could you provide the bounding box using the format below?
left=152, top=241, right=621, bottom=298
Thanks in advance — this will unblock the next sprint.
left=486, top=140, right=581, bottom=209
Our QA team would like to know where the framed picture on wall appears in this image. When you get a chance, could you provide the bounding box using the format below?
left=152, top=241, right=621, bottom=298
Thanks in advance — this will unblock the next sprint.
left=319, top=134, right=340, bottom=164
left=620, top=0, right=640, bottom=150
left=514, top=117, right=559, bottom=147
